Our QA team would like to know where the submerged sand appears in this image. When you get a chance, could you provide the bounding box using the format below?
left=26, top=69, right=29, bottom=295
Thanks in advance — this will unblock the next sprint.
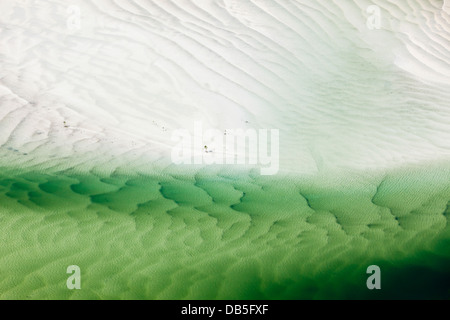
left=0, top=0, right=449, bottom=299
left=0, top=163, right=448, bottom=299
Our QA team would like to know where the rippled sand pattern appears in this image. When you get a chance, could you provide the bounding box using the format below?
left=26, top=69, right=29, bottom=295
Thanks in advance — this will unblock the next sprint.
left=0, top=0, right=450, bottom=299
left=0, top=165, right=448, bottom=299
left=1, top=0, right=450, bottom=172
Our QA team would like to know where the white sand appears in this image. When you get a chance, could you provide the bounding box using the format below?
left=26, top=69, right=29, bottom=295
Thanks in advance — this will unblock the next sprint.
left=0, top=0, right=449, bottom=174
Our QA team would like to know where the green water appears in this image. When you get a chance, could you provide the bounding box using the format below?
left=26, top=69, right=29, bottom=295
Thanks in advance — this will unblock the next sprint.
left=0, top=164, right=448, bottom=299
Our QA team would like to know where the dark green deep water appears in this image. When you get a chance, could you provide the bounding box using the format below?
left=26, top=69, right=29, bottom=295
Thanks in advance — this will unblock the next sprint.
left=0, top=165, right=448, bottom=299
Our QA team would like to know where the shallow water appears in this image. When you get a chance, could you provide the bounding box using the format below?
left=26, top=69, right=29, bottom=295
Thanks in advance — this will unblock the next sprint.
left=0, top=164, right=448, bottom=299
left=1, top=0, right=450, bottom=300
